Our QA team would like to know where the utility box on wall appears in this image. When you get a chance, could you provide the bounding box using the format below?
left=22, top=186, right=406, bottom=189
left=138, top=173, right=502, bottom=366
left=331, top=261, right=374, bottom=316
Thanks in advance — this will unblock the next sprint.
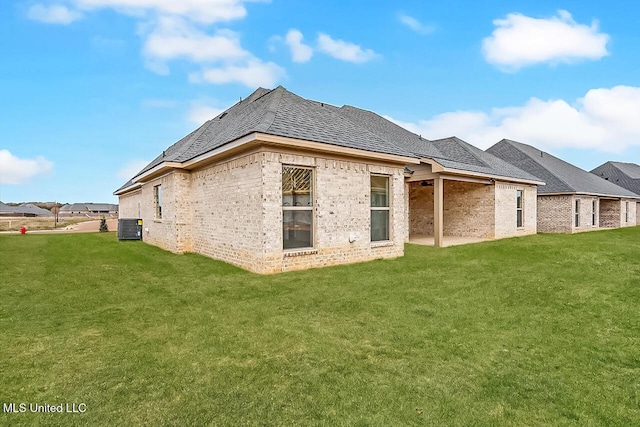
left=118, top=218, right=143, bottom=241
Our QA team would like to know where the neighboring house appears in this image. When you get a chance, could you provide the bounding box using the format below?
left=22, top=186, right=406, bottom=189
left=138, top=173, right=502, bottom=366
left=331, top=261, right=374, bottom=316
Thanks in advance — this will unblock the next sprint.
left=591, top=161, right=640, bottom=224
left=0, top=202, right=53, bottom=217
left=60, top=203, right=119, bottom=217
left=487, top=139, right=638, bottom=233
left=115, top=86, right=541, bottom=274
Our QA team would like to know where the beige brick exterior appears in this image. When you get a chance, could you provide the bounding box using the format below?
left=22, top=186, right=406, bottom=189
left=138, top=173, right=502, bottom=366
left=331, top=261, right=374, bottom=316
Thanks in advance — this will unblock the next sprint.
left=637, top=202, right=640, bottom=225
left=408, top=180, right=537, bottom=239
left=119, top=146, right=548, bottom=273
left=118, top=189, right=141, bottom=219
left=494, top=182, right=537, bottom=238
left=536, top=194, right=637, bottom=233
left=120, top=149, right=405, bottom=274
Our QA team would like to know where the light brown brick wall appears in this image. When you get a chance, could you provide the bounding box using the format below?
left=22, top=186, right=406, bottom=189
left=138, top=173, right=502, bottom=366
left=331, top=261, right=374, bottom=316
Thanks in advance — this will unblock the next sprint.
left=573, top=195, right=599, bottom=233
left=637, top=202, right=640, bottom=225
left=191, top=153, right=265, bottom=272
left=443, top=181, right=495, bottom=238
left=494, top=183, right=537, bottom=238
left=260, top=152, right=405, bottom=273
left=536, top=194, right=636, bottom=233
left=118, top=190, right=141, bottom=219
left=599, top=199, right=620, bottom=228
left=537, top=195, right=573, bottom=233
left=122, top=150, right=406, bottom=274
left=408, top=182, right=434, bottom=237
left=137, top=173, right=183, bottom=253
left=621, top=199, right=637, bottom=227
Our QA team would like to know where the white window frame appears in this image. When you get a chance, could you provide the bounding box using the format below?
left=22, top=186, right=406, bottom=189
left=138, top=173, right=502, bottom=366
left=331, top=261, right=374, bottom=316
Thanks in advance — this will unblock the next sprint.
left=516, top=190, right=524, bottom=228
left=282, top=166, right=314, bottom=250
left=154, top=185, right=162, bottom=219
left=592, top=199, right=597, bottom=226
left=370, top=174, right=391, bottom=242
left=574, top=199, right=580, bottom=227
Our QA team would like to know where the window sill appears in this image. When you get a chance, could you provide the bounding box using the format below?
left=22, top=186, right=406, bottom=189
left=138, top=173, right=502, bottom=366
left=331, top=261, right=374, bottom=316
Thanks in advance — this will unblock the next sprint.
left=283, top=248, right=318, bottom=257
left=153, top=219, right=163, bottom=223
left=371, top=240, right=394, bottom=248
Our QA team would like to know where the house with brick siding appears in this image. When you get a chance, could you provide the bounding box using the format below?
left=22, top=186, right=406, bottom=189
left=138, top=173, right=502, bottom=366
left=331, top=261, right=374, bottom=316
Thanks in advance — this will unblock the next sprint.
left=115, top=87, right=542, bottom=273
left=487, top=139, right=639, bottom=233
left=591, top=161, right=640, bottom=225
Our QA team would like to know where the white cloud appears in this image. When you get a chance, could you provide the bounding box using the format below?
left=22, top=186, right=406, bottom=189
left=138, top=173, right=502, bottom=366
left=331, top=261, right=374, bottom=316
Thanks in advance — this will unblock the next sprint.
left=191, top=59, right=285, bottom=88
left=75, top=0, right=255, bottom=24
left=482, top=10, right=609, bottom=70
left=187, top=104, right=224, bottom=125
left=284, top=29, right=313, bottom=63
left=116, top=159, right=150, bottom=180
left=317, top=33, right=379, bottom=63
left=142, top=16, right=248, bottom=67
left=0, top=150, right=54, bottom=185
left=398, top=13, right=434, bottom=35
left=386, top=86, right=640, bottom=153
left=27, top=4, right=83, bottom=24
left=31, top=0, right=284, bottom=87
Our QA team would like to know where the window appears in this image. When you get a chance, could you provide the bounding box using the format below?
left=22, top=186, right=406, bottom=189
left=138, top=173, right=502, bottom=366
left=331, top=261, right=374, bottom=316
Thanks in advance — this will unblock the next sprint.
left=282, top=166, right=313, bottom=250
left=371, top=175, right=390, bottom=241
left=574, top=199, right=580, bottom=227
left=516, top=190, right=524, bottom=228
left=154, top=185, right=162, bottom=219
left=625, top=201, right=629, bottom=223
left=592, top=200, right=597, bottom=226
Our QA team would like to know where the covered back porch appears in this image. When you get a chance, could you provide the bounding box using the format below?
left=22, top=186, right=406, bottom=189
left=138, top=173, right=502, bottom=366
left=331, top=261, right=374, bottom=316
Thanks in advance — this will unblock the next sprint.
left=406, top=164, right=497, bottom=247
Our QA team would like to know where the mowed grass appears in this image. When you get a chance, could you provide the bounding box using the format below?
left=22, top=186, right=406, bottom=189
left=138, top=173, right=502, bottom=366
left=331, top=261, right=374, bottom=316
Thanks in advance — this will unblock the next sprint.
left=1, top=229, right=640, bottom=426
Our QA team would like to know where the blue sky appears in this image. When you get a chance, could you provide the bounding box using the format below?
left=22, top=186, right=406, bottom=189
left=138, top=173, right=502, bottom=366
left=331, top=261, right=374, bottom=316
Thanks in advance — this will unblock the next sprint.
left=2, top=0, right=640, bottom=203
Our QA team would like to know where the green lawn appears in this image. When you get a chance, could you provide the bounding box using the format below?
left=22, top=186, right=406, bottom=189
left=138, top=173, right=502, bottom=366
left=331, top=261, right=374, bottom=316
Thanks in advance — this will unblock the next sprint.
left=1, top=229, right=639, bottom=426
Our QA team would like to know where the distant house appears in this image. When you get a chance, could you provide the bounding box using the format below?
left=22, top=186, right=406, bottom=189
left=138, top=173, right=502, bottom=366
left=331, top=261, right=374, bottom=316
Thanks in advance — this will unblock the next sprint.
left=60, top=203, right=118, bottom=217
left=115, top=86, right=541, bottom=274
left=0, top=202, right=53, bottom=217
left=487, top=140, right=638, bottom=233
left=591, top=161, right=640, bottom=224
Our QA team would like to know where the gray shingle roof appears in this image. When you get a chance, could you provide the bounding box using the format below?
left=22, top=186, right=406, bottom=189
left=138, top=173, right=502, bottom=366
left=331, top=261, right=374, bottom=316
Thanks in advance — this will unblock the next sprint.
left=336, top=106, right=541, bottom=182
left=0, top=203, right=53, bottom=216
left=591, top=161, right=640, bottom=196
left=117, top=86, right=541, bottom=192
left=487, top=139, right=639, bottom=198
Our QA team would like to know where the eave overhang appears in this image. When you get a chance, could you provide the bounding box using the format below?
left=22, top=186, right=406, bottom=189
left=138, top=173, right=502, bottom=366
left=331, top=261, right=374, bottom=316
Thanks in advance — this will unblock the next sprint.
left=114, top=132, right=420, bottom=196
left=420, top=158, right=546, bottom=186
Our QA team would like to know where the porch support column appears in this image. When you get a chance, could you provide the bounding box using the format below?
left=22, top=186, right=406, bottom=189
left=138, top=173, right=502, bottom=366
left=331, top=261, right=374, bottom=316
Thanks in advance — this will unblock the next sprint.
left=434, top=177, right=444, bottom=247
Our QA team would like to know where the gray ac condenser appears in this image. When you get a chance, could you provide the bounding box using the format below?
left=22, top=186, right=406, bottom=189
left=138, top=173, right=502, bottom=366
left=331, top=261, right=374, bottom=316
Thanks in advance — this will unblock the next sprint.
left=118, top=218, right=143, bottom=240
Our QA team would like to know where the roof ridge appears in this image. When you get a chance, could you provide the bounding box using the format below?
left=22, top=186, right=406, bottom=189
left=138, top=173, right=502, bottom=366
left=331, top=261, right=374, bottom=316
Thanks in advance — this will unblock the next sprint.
left=500, top=139, right=575, bottom=190
left=433, top=136, right=489, bottom=167
left=256, top=86, right=283, bottom=133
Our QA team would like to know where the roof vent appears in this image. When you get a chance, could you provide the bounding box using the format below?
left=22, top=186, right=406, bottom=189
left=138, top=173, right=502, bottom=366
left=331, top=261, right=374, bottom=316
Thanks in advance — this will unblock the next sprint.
left=162, top=150, right=166, bottom=157
left=540, top=151, right=543, bottom=157
left=219, top=112, right=227, bottom=120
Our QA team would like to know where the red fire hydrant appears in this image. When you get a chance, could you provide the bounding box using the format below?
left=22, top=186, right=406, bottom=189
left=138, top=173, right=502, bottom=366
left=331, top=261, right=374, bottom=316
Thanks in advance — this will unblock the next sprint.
left=20, top=226, right=26, bottom=235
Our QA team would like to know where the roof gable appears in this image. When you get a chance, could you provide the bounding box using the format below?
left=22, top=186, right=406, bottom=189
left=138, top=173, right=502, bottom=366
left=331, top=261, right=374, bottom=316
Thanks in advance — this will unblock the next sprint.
left=591, top=161, right=640, bottom=196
